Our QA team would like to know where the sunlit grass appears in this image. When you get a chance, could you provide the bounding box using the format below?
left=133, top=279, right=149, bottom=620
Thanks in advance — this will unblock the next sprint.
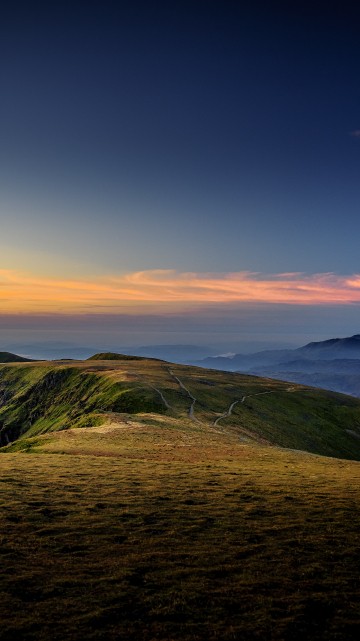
left=1, top=426, right=360, bottom=640
left=1, top=357, right=360, bottom=639
left=2, top=358, right=360, bottom=458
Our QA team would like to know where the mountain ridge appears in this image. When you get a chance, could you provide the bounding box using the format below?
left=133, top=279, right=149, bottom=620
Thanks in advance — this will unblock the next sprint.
left=194, top=334, right=360, bottom=397
left=2, top=355, right=360, bottom=460
left=197, top=334, right=360, bottom=369
left=2, top=354, right=360, bottom=640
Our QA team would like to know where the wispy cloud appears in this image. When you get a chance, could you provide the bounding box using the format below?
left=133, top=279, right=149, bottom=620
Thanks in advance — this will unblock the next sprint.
left=350, top=130, right=360, bottom=138
left=1, top=269, right=360, bottom=314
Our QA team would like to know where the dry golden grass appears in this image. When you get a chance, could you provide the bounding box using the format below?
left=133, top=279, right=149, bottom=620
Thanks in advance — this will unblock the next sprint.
left=2, top=357, right=360, bottom=639
left=1, top=416, right=360, bottom=640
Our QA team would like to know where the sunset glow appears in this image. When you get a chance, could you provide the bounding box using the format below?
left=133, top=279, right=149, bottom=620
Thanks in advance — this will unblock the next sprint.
left=1, top=269, right=360, bottom=314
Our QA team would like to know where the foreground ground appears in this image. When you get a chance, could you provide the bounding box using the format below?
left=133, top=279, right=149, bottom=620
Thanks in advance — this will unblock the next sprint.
left=1, top=415, right=360, bottom=640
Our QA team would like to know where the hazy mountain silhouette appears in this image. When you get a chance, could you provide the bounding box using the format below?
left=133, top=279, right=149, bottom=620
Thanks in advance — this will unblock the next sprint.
left=195, top=335, right=360, bottom=397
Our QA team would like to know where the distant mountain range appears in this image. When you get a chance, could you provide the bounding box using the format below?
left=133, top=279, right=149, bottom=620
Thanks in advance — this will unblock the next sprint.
left=194, top=335, right=360, bottom=398
left=0, top=343, right=217, bottom=362
left=3, top=335, right=360, bottom=398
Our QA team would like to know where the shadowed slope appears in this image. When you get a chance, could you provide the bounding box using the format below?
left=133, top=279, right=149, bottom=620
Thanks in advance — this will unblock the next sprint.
left=0, top=351, right=33, bottom=363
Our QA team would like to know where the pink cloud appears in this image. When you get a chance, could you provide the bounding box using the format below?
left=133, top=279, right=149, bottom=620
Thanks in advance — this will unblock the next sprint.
left=1, top=269, right=360, bottom=314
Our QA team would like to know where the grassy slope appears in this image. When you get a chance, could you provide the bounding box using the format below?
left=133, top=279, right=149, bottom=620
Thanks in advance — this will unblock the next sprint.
left=0, top=362, right=166, bottom=446
left=1, top=424, right=360, bottom=641
left=1, top=358, right=360, bottom=639
left=1, top=358, right=360, bottom=459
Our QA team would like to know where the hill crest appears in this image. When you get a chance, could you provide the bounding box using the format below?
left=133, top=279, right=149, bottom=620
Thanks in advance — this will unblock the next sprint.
left=2, top=356, right=360, bottom=460
left=87, top=352, right=164, bottom=362
left=0, top=351, right=33, bottom=363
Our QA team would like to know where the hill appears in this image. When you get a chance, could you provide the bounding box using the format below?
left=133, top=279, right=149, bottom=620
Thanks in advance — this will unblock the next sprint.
left=2, top=357, right=360, bottom=459
left=87, top=351, right=151, bottom=361
left=1, top=397, right=360, bottom=639
left=2, top=356, right=360, bottom=639
left=0, top=351, right=33, bottom=363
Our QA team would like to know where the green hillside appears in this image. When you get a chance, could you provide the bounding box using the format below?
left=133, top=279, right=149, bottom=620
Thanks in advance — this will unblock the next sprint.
left=1, top=357, right=360, bottom=459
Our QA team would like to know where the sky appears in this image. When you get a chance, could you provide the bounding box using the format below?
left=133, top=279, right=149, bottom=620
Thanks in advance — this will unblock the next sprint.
left=1, top=0, right=360, bottom=355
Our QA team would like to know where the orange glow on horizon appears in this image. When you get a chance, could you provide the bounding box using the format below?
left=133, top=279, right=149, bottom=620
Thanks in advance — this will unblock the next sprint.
left=0, top=268, right=360, bottom=314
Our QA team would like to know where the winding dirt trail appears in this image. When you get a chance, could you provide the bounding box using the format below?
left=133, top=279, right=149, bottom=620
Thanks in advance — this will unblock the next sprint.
left=151, top=386, right=172, bottom=410
left=129, top=368, right=305, bottom=428
left=241, top=390, right=276, bottom=403
left=213, top=386, right=301, bottom=427
left=168, top=369, right=200, bottom=421
left=129, top=372, right=172, bottom=410
left=213, top=400, right=240, bottom=427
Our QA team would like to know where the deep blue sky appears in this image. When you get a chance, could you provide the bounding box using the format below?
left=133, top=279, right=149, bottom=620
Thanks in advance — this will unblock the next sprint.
left=1, top=0, right=360, bottom=274
left=1, top=1, right=360, bottom=351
